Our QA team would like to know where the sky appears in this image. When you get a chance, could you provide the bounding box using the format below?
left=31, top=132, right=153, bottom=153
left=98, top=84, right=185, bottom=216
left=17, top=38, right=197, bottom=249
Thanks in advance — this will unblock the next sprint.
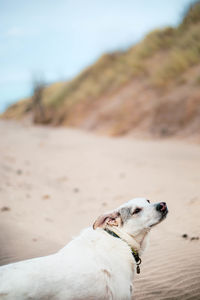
left=0, top=0, right=194, bottom=112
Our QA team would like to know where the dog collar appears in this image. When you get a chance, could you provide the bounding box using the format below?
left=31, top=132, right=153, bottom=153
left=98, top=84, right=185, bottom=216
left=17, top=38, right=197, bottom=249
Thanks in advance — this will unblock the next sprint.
left=104, top=228, right=142, bottom=274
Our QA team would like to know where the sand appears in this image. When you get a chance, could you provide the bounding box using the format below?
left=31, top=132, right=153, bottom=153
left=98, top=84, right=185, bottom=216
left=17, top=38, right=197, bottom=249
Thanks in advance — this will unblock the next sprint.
left=0, top=120, right=199, bottom=300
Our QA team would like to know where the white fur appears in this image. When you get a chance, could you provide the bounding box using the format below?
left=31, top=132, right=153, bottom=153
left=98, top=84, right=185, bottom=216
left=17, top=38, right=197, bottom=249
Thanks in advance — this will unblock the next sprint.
left=0, top=197, right=167, bottom=300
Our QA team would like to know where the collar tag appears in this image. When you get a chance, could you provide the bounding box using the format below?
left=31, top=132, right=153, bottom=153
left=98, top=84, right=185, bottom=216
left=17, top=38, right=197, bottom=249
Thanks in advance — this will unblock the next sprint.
left=136, top=265, right=140, bottom=274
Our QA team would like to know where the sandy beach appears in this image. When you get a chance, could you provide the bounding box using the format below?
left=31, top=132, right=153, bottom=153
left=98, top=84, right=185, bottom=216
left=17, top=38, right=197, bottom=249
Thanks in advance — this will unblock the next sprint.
left=0, top=120, right=199, bottom=300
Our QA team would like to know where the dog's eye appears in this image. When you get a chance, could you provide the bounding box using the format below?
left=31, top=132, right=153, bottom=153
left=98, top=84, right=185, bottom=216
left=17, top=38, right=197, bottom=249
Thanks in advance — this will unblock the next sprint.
left=133, top=208, right=142, bottom=214
left=147, top=200, right=150, bottom=203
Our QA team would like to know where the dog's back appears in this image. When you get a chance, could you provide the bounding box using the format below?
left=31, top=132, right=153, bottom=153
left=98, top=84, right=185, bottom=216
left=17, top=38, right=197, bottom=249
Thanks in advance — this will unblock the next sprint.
left=0, top=228, right=133, bottom=300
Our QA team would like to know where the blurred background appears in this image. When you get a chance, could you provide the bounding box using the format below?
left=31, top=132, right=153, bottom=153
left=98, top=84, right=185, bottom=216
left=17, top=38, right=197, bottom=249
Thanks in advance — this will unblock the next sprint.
left=0, top=1, right=200, bottom=299
left=1, top=0, right=200, bottom=140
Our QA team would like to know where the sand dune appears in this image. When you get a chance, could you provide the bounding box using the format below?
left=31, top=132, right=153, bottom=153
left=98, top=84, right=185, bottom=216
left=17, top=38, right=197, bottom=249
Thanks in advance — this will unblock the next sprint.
left=0, top=120, right=199, bottom=299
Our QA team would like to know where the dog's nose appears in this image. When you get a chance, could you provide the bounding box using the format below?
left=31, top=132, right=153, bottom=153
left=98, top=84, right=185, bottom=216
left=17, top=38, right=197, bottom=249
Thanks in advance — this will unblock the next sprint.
left=156, top=202, right=167, bottom=212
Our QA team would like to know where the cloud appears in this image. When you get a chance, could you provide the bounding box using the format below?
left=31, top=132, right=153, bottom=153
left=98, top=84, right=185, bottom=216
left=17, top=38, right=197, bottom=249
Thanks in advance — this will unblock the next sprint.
left=5, top=26, right=25, bottom=37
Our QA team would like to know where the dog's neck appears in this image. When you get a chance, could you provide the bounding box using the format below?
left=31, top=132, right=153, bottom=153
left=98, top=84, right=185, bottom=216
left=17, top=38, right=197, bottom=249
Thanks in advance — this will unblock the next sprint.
left=106, top=225, right=142, bottom=252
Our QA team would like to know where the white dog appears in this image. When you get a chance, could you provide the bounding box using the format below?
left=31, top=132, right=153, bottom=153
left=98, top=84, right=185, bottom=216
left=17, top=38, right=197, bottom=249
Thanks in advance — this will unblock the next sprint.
left=0, top=198, right=168, bottom=300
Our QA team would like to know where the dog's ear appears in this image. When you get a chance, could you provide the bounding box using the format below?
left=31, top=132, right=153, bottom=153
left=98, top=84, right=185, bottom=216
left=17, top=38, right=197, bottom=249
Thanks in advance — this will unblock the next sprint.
left=93, top=211, right=121, bottom=229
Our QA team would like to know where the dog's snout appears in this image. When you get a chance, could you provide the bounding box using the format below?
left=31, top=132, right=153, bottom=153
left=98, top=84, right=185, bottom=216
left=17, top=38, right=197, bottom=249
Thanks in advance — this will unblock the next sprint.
left=156, top=202, right=167, bottom=212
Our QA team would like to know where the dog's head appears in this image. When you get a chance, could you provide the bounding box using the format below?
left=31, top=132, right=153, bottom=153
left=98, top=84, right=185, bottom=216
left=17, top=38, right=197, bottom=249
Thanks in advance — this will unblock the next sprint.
left=93, top=198, right=168, bottom=237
